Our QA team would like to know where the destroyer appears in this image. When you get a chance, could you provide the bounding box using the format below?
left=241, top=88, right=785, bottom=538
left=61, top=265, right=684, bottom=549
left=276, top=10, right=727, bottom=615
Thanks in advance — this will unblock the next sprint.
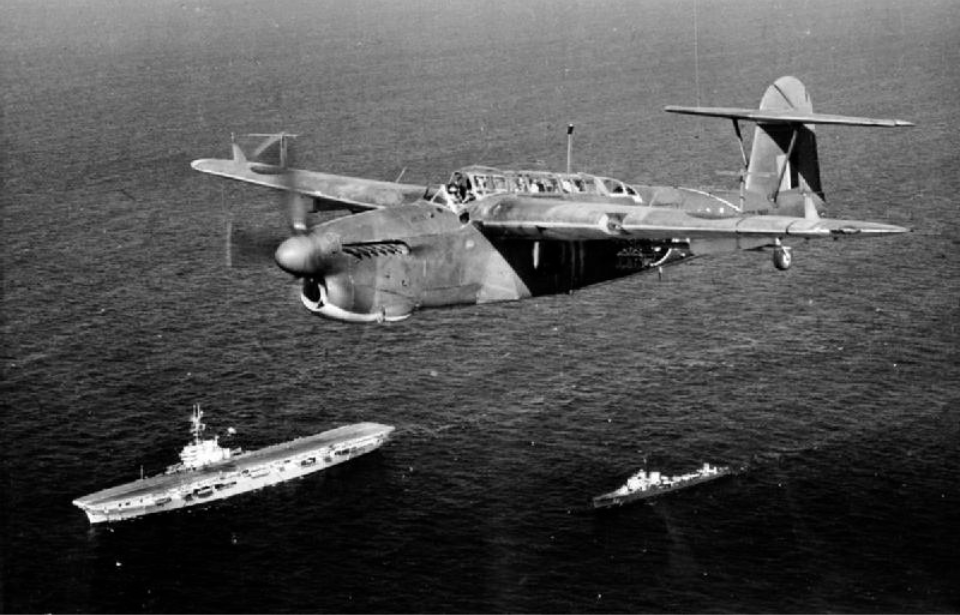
left=593, top=462, right=731, bottom=509
left=73, top=405, right=394, bottom=524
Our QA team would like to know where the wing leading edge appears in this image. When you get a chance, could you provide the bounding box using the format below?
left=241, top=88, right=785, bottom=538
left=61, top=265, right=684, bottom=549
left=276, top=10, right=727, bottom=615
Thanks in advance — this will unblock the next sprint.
left=190, top=157, right=426, bottom=213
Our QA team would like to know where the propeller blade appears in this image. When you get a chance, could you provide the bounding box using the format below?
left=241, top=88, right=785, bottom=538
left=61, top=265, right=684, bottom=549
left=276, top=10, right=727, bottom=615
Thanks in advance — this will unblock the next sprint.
left=244, top=132, right=309, bottom=233
left=286, top=190, right=311, bottom=234
left=275, top=136, right=312, bottom=234
left=226, top=223, right=289, bottom=269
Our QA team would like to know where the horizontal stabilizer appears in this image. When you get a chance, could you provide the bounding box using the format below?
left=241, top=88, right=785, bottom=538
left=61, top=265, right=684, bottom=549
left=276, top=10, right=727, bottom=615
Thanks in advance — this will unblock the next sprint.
left=664, top=106, right=914, bottom=127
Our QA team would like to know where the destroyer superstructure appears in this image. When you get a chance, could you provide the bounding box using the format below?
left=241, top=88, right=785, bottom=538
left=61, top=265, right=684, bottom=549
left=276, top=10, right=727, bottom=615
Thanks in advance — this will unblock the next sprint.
left=73, top=405, right=394, bottom=524
left=593, top=462, right=731, bottom=509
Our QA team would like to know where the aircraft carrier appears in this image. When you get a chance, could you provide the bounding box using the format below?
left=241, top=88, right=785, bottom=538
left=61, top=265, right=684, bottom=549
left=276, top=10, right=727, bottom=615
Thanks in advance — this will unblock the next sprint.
left=593, top=463, right=731, bottom=509
left=73, top=405, right=394, bottom=524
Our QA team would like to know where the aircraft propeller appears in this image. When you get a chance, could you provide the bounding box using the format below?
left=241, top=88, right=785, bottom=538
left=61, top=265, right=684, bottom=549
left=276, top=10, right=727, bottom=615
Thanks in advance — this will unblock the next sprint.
left=224, top=221, right=289, bottom=269
left=246, top=132, right=310, bottom=234
left=246, top=133, right=343, bottom=285
left=216, top=132, right=344, bottom=307
left=221, top=132, right=311, bottom=269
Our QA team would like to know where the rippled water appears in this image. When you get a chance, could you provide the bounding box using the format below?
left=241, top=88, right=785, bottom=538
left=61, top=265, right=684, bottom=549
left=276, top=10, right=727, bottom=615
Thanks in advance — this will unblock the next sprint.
left=2, top=0, right=959, bottom=612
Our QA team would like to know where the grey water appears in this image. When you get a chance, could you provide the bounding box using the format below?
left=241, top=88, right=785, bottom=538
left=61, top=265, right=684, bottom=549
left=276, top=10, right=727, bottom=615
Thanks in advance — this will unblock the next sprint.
left=2, top=0, right=959, bottom=612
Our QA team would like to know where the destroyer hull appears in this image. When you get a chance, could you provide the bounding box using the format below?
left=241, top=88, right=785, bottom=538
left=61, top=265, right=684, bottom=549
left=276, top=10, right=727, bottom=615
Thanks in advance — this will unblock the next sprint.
left=592, top=468, right=732, bottom=509
left=73, top=422, right=393, bottom=524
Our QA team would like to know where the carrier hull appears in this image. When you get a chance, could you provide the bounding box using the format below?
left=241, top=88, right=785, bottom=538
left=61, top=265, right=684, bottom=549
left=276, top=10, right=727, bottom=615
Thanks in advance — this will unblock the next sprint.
left=73, top=422, right=393, bottom=524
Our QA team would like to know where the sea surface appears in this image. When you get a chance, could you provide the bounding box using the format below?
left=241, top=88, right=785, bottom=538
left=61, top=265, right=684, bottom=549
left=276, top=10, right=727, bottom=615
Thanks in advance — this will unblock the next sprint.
left=2, top=0, right=959, bottom=612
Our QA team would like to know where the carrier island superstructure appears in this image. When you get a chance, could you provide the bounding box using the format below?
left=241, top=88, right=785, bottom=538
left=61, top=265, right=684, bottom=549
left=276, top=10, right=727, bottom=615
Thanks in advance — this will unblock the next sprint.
left=73, top=405, right=394, bottom=524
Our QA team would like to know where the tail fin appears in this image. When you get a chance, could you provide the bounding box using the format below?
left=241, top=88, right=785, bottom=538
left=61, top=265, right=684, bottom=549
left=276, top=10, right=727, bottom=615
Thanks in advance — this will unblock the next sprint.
left=746, top=76, right=822, bottom=200
left=664, top=76, right=913, bottom=203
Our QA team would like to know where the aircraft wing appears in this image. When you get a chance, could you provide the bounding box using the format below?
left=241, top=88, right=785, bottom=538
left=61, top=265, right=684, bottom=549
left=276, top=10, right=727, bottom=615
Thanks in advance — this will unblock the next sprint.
left=191, top=154, right=426, bottom=213
left=470, top=196, right=908, bottom=252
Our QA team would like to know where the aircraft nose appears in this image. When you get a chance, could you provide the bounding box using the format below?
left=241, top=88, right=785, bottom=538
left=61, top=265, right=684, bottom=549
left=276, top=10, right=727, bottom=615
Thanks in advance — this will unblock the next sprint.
left=274, top=232, right=342, bottom=276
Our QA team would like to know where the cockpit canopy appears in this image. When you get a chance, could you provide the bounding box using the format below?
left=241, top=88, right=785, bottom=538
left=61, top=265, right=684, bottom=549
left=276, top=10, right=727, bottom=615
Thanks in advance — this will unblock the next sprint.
left=439, top=165, right=643, bottom=205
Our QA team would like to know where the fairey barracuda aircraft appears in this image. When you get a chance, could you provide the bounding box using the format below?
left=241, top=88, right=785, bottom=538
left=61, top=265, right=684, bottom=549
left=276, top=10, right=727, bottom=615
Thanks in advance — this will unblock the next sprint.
left=192, top=76, right=913, bottom=323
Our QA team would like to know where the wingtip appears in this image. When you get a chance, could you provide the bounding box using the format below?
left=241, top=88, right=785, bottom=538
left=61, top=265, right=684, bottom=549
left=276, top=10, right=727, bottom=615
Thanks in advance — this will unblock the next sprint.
left=830, top=223, right=912, bottom=236
left=191, top=158, right=237, bottom=174
left=191, top=158, right=224, bottom=172
left=880, top=222, right=912, bottom=234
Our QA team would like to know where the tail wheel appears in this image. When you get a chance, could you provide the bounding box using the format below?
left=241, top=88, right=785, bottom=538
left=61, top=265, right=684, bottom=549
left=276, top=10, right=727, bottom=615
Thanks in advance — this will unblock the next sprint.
left=773, top=246, right=793, bottom=271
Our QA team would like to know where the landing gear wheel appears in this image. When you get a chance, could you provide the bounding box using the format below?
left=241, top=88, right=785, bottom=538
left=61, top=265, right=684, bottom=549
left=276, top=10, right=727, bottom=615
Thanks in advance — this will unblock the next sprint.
left=773, top=246, right=793, bottom=271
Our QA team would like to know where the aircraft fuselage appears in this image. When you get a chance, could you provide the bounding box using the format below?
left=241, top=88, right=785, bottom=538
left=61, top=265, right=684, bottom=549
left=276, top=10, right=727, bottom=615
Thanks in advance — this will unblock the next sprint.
left=293, top=202, right=692, bottom=322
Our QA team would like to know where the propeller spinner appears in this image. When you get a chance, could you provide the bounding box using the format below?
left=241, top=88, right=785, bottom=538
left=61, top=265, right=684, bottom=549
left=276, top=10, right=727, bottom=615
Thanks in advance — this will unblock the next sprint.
left=274, top=232, right=342, bottom=278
